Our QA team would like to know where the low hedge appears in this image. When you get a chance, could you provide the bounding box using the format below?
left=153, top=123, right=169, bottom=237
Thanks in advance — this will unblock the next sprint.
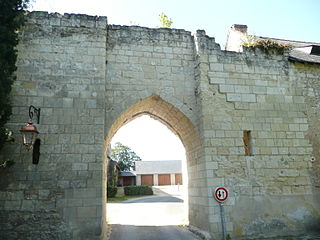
left=124, top=185, right=153, bottom=196
left=107, top=185, right=117, bottom=198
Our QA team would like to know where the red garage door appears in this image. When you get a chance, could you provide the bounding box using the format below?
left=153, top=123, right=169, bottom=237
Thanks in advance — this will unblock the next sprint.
left=175, top=174, right=183, bottom=185
left=141, top=174, right=153, bottom=186
left=158, top=174, right=170, bottom=186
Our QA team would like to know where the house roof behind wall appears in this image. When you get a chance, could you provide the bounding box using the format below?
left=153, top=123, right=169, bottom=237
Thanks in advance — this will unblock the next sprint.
left=226, top=24, right=320, bottom=65
left=258, top=36, right=320, bottom=65
left=135, top=160, right=182, bottom=174
left=119, top=171, right=136, bottom=177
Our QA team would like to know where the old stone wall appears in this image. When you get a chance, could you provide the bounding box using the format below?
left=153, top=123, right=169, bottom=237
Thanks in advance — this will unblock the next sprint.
left=0, top=11, right=319, bottom=240
left=0, top=12, right=107, bottom=239
left=103, top=25, right=208, bottom=231
left=293, top=62, right=320, bottom=209
left=195, top=31, right=320, bottom=238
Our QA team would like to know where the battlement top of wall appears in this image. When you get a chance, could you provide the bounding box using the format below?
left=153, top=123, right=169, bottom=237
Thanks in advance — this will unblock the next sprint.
left=108, top=24, right=192, bottom=36
left=27, top=11, right=108, bottom=29
left=107, top=24, right=195, bottom=45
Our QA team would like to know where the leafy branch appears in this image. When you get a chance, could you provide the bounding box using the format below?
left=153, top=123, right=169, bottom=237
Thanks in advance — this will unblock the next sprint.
left=159, top=12, right=173, bottom=28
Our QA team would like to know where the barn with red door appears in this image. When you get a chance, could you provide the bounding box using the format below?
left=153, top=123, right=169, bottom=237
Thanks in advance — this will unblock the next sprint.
left=135, top=160, right=183, bottom=186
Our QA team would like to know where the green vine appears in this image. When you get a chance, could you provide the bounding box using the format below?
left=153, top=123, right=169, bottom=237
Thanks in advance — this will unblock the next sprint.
left=242, top=35, right=292, bottom=55
left=0, top=0, right=30, bottom=167
left=0, top=160, right=15, bottom=169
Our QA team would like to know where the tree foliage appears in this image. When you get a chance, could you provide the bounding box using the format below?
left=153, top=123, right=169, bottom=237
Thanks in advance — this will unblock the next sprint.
left=107, top=159, right=119, bottom=186
left=159, top=12, right=173, bottom=28
left=111, top=142, right=142, bottom=171
left=0, top=0, right=30, bottom=150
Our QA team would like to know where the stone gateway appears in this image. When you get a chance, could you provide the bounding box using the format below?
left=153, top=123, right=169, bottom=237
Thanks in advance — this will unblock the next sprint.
left=0, top=12, right=319, bottom=239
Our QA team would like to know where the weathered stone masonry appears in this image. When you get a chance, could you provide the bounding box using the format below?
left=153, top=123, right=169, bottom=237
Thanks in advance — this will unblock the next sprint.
left=0, top=12, right=319, bottom=239
left=1, top=12, right=107, bottom=239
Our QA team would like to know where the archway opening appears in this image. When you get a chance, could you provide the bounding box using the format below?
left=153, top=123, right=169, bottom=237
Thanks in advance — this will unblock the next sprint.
left=102, top=95, right=203, bottom=233
left=107, top=114, right=188, bottom=226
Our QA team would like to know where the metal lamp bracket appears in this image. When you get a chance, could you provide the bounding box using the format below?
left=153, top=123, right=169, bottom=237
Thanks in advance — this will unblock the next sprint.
left=29, top=105, right=40, bottom=124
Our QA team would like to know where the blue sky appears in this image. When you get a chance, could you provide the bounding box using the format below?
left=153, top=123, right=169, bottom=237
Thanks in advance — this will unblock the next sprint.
left=30, top=0, right=319, bottom=161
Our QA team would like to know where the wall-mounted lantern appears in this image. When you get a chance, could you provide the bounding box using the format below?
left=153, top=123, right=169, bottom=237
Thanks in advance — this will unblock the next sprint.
left=20, top=105, right=40, bottom=150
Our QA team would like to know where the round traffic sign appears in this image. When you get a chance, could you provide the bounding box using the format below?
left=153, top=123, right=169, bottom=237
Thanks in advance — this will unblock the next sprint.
left=214, top=187, right=228, bottom=202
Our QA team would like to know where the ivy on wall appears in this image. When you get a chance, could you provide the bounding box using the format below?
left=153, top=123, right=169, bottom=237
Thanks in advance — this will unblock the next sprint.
left=0, top=0, right=29, bottom=162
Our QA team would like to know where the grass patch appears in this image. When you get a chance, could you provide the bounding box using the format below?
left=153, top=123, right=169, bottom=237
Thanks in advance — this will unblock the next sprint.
left=107, top=195, right=143, bottom=202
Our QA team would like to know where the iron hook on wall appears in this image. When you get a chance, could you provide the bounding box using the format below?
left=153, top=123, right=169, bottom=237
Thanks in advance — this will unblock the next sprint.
left=29, top=105, right=41, bottom=124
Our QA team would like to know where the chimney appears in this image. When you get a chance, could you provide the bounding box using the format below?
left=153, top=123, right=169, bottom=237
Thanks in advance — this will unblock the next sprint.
left=225, top=24, right=248, bottom=52
left=231, top=24, right=248, bottom=33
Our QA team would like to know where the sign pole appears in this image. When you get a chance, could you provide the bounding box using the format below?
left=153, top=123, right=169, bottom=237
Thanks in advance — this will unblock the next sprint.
left=219, top=202, right=227, bottom=240
left=214, top=187, right=229, bottom=240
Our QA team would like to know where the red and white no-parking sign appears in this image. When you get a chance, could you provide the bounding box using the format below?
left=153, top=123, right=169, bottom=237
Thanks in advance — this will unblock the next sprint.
left=214, top=187, right=229, bottom=202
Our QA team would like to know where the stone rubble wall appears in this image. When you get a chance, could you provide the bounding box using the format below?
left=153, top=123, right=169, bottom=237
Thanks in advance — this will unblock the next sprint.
left=0, top=11, right=319, bottom=240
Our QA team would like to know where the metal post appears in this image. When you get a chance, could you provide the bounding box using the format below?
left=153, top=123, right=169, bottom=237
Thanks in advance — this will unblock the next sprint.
left=219, top=202, right=227, bottom=240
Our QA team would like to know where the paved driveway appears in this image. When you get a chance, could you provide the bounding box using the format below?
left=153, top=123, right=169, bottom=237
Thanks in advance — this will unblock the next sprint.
left=107, top=196, right=188, bottom=226
left=107, top=186, right=188, bottom=226
left=107, top=186, right=191, bottom=239
left=109, top=225, right=200, bottom=240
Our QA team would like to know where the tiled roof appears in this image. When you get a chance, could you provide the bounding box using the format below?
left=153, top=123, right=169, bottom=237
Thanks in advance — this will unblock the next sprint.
left=258, top=36, right=320, bottom=65
left=135, top=160, right=182, bottom=174
left=119, top=171, right=136, bottom=177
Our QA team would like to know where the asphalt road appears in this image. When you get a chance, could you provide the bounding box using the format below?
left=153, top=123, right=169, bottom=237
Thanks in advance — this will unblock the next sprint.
left=109, top=225, right=200, bottom=240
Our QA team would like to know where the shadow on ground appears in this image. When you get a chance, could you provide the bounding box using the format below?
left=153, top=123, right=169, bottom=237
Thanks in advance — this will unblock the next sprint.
left=121, top=196, right=183, bottom=203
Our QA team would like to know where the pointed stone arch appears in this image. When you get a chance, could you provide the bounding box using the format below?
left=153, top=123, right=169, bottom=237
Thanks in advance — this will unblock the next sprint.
left=102, top=95, right=208, bottom=235
left=105, top=95, right=199, bottom=159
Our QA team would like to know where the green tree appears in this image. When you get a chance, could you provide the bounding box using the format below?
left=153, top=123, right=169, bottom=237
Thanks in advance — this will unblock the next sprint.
left=159, top=12, right=173, bottom=28
left=111, top=142, right=142, bottom=171
left=0, top=0, right=30, bottom=152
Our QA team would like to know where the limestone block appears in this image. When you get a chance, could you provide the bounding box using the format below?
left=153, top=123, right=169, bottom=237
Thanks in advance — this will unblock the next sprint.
left=219, top=84, right=235, bottom=93
left=234, top=85, right=251, bottom=94
left=223, top=64, right=236, bottom=72
left=241, top=94, right=256, bottom=103
left=226, top=93, right=241, bottom=102
left=72, top=163, right=88, bottom=171
left=67, top=199, right=83, bottom=207
left=210, top=63, right=223, bottom=71
left=289, top=124, right=300, bottom=131
left=255, top=80, right=268, bottom=86
left=209, top=77, right=226, bottom=84
left=77, top=206, right=97, bottom=218
left=73, top=188, right=97, bottom=199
